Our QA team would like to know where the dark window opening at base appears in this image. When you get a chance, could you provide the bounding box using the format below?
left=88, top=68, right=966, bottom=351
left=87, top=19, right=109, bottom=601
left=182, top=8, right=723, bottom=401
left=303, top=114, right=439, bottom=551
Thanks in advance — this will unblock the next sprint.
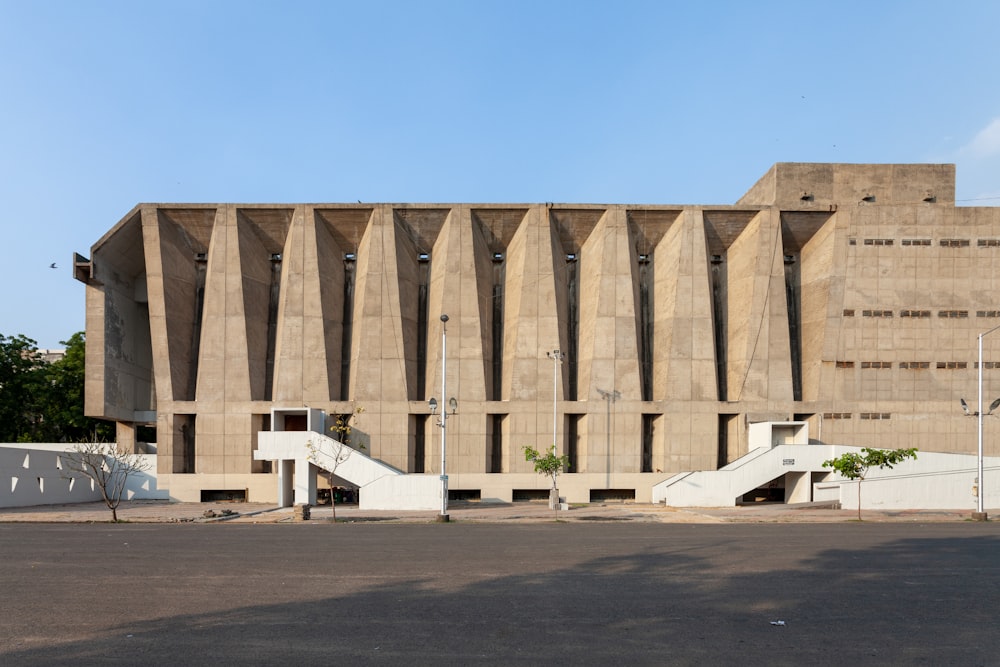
left=512, top=489, right=550, bottom=502
left=176, top=414, right=195, bottom=474
left=412, top=414, right=427, bottom=473
left=136, top=424, right=156, bottom=442
left=449, top=489, right=481, bottom=502
left=739, top=485, right=784, bottom=504
left=566, top=414, right=580, bottom=473
left=641, top=415, right=654, bottom=473
left=589, top=489, right=636, bottom=503
left=200, top=489, right=247, bottom=502
left=317, top=487, right=359, bottom=505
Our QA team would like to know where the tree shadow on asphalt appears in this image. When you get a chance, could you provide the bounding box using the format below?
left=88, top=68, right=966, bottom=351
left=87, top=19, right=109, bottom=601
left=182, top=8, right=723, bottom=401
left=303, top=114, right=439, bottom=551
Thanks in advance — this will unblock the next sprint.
left=3, top=526, right=999, bottom=665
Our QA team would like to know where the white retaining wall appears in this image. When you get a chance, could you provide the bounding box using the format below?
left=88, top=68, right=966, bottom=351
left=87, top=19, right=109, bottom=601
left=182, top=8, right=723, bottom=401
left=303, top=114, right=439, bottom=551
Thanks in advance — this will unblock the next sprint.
left=814, top=449, right=1000, bottom=511
left=653, top=443, right=1000, bottom=510
left=0, top=443, right=167, bottom=508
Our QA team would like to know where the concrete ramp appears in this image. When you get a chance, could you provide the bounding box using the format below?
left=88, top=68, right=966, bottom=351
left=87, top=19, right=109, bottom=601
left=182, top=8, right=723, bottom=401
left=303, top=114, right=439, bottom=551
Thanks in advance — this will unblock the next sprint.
left=652, top=444, right=836, bottom=507
left=303, top=432, right=404, bottom=486
left=255, top=431, right=439, bottom=510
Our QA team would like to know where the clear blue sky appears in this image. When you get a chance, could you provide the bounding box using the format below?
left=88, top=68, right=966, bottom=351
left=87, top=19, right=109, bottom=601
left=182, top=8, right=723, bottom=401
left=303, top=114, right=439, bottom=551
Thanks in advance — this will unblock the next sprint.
left=2, top=0, right=998, bottom=348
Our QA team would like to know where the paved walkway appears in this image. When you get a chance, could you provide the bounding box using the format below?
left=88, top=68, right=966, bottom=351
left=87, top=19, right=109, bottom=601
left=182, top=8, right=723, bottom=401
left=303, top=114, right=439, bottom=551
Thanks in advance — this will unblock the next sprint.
left=0, top=499, right=985, bottom=524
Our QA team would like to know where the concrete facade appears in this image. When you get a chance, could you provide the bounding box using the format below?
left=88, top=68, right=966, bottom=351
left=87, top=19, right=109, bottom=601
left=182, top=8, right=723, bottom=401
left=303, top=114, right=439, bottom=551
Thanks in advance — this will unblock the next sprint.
left=75, top=163, right=1000, bottom=504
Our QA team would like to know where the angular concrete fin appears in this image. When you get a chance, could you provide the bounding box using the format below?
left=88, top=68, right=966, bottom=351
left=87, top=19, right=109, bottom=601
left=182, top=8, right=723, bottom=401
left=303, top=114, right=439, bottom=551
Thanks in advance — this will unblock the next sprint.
left=314, top=208, right=375, bottom=400
left=427, top=207, right=491, bottom=403
left=396, top=209, right=450, bottom=399
left=471, top=209, right=529, bottom=400
left=655, top=210, right=717, bottom=401
left=783, top=212, right=838, bottom=401
left=196, top=209, right=245, bottom=404
left=349, top=208, right=426, bottom=402
left=148, top=207, right=218, bottom=400
left=272, top=207, right=310, bottom=402
left=726, top=210, right=793, bottom=402
left=236, top=208, right=293, bottom=400
left=503, top=206, right=563, bottom=403
left=577, top=208, right=642, bottom=401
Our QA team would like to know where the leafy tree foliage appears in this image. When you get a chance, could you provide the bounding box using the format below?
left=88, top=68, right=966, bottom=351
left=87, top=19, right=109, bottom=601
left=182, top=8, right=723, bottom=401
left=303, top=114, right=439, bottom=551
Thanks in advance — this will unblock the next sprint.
left=523, top=445, right=570, bottom=491
left=0, top=334, right=45, bottom=442
left=0, top=332, right=113, bottom=443
left=823, top=447, right=918, bottom=520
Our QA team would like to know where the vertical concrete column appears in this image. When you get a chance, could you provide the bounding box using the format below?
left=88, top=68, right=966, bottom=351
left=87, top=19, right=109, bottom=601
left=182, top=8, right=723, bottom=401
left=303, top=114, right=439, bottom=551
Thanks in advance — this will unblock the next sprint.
left=277, top=459, right=294, bottom=507
left=784, top=471, right=811, bottom=503
left=655, top=210, right=717, bottom=401
left=293, top=458, right=317, bottom=506
left=116, top=422, right=136, bottom=454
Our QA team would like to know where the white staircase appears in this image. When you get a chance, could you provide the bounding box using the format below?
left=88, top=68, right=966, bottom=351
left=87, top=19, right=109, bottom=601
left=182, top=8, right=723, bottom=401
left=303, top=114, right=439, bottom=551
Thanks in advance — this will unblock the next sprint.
left=255, top=431, right=439, bottom=510
left=652, top=444, right=836, bottom=507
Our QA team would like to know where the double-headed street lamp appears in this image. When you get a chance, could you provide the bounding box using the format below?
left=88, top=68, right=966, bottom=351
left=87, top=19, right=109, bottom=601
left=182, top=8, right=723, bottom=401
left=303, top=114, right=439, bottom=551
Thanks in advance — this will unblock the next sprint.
left=429, top=314, right=456, bottom=522
left=546, top=350, right=564, bottom=453
left=975, top=324, right=1000, bottom=520
left=597, top=387, right=621, bottom=489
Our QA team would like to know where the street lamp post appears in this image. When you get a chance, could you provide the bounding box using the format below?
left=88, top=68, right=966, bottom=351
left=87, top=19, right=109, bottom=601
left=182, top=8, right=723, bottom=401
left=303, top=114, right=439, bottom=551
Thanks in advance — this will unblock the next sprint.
left=546, top=350, right=564, bottom=453
left=597, top=387, right=620, bottom=489
left=975, top=324, right=1000, bottom=520
left=429, top=314, right=456, bottom=522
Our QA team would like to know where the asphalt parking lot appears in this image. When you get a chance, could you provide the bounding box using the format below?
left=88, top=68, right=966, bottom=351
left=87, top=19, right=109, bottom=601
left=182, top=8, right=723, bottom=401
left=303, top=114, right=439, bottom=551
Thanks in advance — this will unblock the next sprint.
left=1, top=520, right=998, bottom=665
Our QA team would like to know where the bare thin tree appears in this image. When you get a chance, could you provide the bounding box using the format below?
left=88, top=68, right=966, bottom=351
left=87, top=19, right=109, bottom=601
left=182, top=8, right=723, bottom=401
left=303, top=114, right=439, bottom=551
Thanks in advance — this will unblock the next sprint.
left=61, top=443, right=151, bottom=522
left=306, top=407, right=364, bottom=522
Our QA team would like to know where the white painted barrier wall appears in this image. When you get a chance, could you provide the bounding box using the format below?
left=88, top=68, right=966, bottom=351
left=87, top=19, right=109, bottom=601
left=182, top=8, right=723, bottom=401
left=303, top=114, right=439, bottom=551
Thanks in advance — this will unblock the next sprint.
left=361, top=474, right=442, bottom=511
left=653, top=442, right=1000, bottom=510
left=815, top=450, right=1000, bottom=511
left=0, top=444, right=167, bottom=508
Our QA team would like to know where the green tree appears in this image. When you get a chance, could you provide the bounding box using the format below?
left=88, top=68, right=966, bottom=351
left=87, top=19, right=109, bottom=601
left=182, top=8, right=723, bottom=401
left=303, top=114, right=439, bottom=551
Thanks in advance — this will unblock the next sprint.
left=0, top=333, right=45, bottom=442
left=0, top=331, right=113, bottom=443
left=523, top=445, right=570, bottom=508
left=823, top=447, right=918, bottom=520
left=40, top=332, right=114, bottom=442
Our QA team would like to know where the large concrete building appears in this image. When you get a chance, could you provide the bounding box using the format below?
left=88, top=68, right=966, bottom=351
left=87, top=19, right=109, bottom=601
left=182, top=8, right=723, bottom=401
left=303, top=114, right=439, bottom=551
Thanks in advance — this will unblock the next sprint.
left=75, top=163, right=1000, bottom=504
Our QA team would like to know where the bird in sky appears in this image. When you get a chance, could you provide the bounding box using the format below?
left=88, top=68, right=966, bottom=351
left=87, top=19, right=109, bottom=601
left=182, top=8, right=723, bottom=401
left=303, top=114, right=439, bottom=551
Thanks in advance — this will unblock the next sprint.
left=50, top=263, right=58, bottom=269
